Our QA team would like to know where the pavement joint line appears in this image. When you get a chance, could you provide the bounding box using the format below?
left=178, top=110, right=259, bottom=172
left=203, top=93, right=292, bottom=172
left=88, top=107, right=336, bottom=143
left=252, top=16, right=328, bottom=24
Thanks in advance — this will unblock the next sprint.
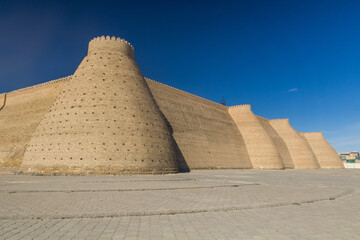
left=0, top=183, right=260, bottom=194
left=0, top=179, right=198, bottom=184
left=0, top=188, right=353, bottom=221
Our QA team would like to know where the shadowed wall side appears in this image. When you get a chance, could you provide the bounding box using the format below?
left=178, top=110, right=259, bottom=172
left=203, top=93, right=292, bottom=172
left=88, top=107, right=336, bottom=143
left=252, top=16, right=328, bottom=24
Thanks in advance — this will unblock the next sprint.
left=270, top=119, right=320, bottom=169
left=0, top=78, right=69, bottom=168
left=257, top=116, right=294, bottom=168
left=301, top=132, right=344, bottom=169
left=146, top=79, right=253, bottom=170
left=228, top=105, right=284, bottom=169
left=21, top=36, right=178, bottom=175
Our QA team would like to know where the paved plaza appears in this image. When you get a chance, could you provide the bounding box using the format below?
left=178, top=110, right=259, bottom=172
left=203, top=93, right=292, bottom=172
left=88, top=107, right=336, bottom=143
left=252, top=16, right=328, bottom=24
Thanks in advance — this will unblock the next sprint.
left=0, top=169, right=359, bottom=239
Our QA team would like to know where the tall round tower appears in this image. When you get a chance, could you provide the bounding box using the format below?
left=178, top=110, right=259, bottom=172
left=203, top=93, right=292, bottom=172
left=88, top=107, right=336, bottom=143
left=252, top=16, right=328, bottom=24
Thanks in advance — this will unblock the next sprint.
left=21, top=36, right=179, bottom=174
left=301, top=132, right=344, bottom=169
left=257, top=116, right=294, bottom=168
left=270, top=119, right=320, bottom=169
left=228, top=105, right=285, bottom=169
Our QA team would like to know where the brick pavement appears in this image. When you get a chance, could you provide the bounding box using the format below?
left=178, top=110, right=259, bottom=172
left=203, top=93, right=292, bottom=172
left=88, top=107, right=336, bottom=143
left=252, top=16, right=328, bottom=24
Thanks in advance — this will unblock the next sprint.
left=0, top=169, right=359, bottom=239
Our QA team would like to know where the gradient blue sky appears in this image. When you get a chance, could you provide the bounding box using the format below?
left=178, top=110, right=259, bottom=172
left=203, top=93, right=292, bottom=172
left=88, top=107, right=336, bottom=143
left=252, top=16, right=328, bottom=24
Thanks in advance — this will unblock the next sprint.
left=0, top=0, right=359, bottom=153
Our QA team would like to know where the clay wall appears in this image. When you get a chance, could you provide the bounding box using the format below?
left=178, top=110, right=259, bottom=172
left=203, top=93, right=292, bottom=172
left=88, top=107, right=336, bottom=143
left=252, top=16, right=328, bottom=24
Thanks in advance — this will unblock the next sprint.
left=21, top=36, right=179, bottom=175
left=301, top=132, right=344, bottom=169
left=0, top=77, right=70, bottom=167
left=257, top=116, right=294, bottom=168
left=0, top=35, right=342, bottom=173
left=228, top=105, right=284, bottom=169
left=146, top=78, right=252, bottom=170
left=270, top=119, right=320, bottom=169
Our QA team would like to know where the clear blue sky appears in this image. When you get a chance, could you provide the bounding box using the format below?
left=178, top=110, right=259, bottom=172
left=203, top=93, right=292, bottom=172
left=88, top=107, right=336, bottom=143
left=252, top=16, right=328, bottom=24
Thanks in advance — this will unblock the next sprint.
left=0, top=0, right=359, bottom=153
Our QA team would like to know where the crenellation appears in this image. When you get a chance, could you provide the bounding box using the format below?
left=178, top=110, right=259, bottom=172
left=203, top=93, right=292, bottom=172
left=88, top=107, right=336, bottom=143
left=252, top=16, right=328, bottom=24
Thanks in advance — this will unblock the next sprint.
left=228, top=104, right=251, bottom=110
left=0, top=35, right=343, bottom=174
left=3, top=76, right=72, bottom=96
left=269, top=118, right=289, bottom=122
left=145, top=78, right=227, bottom=109
left=88, top=35, right=134, bottom=58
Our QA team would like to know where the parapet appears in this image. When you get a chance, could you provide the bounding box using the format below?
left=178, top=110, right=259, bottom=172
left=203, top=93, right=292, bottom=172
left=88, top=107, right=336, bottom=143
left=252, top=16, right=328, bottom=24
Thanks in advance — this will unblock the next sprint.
left=4, top=76, right=72, bottom=97
left=88, top=35, right=135, bottom=59
left=228, top=104, right=251, bottom=111
left=145, top=78, right=228, bottom=109
left=302, top=132, right=323, bottom=137
left=269, top=118, right=289, bottom=123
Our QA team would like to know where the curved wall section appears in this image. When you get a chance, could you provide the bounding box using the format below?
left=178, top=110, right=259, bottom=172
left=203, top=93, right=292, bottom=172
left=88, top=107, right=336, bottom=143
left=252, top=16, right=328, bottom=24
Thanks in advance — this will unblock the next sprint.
left=21, top=36, right=178, bottom=175
left=146, top=79, right=252, bottom=170
left=257, top=116, right=294, bottom=168
left=301, top=132, right=344, bottom=169
left=0, top=79, right=68, bottom=167
left=270, top=119, right=320, bottom=169
left=228, top=105, right=284, bottom=169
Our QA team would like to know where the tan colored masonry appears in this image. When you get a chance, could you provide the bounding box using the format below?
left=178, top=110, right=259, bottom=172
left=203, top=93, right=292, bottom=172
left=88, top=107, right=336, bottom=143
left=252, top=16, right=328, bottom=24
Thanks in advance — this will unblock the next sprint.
left=0, top=35, right=343, bottom=174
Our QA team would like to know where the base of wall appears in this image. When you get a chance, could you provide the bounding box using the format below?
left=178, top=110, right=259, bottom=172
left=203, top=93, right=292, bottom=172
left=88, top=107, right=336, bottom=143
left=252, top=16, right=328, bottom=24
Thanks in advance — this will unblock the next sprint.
left=19, top=165, right=179, bottom=175
left=252, top=167, right=285, bottom=170
left=320, top=166, right=345, bottom=169
left=0, top=158, right=22, bottom=168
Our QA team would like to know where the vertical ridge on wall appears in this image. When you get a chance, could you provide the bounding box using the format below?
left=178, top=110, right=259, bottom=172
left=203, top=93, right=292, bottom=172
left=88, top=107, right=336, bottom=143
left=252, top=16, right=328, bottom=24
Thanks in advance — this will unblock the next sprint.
left=146, top=79, right=253, bottom=170
left=0, top=94, right=6, bottom=111
left=257, top=116, right=294, bottom=168
left=228, top=105, right=284, bottom=169
left=270, top=119, right=320, bottom=169
left=21, top=36, right=179, bottom=175
left=301, top=132, right=344, bottom=169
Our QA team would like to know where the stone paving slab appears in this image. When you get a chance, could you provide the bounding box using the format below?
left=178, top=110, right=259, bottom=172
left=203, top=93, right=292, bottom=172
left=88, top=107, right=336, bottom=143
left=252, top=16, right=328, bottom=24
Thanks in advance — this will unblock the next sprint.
left=0, top=169, right=359, bottom=239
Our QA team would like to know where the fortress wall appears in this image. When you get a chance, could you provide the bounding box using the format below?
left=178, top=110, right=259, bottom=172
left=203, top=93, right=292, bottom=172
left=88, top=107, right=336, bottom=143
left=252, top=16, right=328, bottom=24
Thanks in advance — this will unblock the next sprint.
left=21, top=36, right=179, bottom=175
left=146, top=79, right=253, bottom=170
left=256, top=116, right=294, bottom=168
left=1, top=35, right=341, bottom=174
left=301, top=132, right=344, bottom=169
left=228, top=105, right=284, bottom=169
left=0, top=77, right=70, bottom=167
left=270, top=119, right=320, bottom=169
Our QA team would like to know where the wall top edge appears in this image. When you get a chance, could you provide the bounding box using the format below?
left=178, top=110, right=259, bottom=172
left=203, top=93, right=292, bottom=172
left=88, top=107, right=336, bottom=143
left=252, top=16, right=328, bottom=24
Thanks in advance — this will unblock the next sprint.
left=144, top=77, right=228, bottom=108
left=1, top=75, right=72, bottom=95
left=89, top=35, right=134, bottom=50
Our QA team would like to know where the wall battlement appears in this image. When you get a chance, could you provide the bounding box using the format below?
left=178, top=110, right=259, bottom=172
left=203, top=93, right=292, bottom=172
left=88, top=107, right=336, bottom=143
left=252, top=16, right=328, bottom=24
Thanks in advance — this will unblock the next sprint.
left=0, top=35, right=343, bottom=174
left=145, top=78, right=228, bottom=109
left=269, top=118, right=289, bottom=123
left=302, top=132, right=323, bottom=137
left=228, top=104, right=251, bottom=110
left=4, top=76, right=71, bottom=97
left=88, top=35, right=135, bottom=59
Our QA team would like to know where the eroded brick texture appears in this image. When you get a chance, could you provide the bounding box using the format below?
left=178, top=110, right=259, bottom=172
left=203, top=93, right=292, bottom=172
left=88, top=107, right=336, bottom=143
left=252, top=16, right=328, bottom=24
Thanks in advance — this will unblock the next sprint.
left=270, top=119, right=320, bottom=169
left=228, top=105, right=285, bottom=170
left=20, top=36, right=178, bottom=174
left=301, top=132, right=344, bottom=169
left=0, top=35, right=344, bottom=174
